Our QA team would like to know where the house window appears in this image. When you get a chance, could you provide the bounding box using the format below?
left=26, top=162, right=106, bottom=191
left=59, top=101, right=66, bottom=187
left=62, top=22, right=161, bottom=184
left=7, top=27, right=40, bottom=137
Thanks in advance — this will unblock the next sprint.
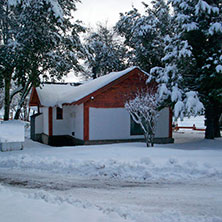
left=130, top=116, right=143, bottom=135
left=56, top=107, right=63, bottom=120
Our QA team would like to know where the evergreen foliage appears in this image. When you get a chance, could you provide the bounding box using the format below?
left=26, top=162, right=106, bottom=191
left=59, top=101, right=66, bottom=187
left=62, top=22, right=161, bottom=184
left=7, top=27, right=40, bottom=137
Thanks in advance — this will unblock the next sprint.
left=115, top=0, right=172, bottom=72
left=148, top=0, right=222, bottom=139
left=84, top=23, right=126, bottom=79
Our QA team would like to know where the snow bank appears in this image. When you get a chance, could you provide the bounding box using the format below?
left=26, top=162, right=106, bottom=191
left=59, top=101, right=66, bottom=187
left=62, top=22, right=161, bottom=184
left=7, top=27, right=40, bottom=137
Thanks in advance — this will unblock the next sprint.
left=0, top=152, right=221, bottom=182
left=0, top=120, right=24, bottom=152
left=0, top=120, right=24, bottom=143
left=0, top=139, right=222, bottom=183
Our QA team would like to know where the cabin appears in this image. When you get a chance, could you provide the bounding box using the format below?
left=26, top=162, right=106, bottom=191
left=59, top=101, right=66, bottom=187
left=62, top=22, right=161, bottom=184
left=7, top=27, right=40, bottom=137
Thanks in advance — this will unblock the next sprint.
left=29, top=67, right=173, bottom=146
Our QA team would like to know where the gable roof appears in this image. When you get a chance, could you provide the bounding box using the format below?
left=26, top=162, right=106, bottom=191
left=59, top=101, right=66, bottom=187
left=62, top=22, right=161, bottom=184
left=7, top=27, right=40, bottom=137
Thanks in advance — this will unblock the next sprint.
left=30, top=66, right=148, bottom=107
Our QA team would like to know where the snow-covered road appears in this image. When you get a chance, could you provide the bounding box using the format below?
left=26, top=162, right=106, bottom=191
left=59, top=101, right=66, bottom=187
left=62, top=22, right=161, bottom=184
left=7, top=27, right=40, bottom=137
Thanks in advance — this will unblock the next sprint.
left=0, top=172, right=222, bottom=222
left=1, top=165, right=222, bottom=222
left=52, top=180, right=222, bottom=221
left=0, top=131, right=222, bottom=221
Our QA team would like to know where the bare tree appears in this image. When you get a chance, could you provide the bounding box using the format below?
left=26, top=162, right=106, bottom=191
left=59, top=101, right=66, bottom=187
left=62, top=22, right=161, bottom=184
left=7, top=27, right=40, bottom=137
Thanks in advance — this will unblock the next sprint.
left=125, top=90, right=159, bottom=147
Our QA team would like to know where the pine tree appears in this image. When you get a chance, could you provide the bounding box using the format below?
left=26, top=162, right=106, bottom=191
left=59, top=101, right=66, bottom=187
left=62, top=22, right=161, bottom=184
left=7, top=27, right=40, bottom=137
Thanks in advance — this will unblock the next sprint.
left=115, top=0, right=172, bottom=72
left=149, top=0, right=222, bottom=139
left=180, top=0, right=222, bottom=138
left=84, top=23, right=126, bottom=79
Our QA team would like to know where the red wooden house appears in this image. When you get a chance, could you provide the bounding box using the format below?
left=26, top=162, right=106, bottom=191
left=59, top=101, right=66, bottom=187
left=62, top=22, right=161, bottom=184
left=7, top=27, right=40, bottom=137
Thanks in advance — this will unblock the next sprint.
left=29, top=67, right=173, bottom=146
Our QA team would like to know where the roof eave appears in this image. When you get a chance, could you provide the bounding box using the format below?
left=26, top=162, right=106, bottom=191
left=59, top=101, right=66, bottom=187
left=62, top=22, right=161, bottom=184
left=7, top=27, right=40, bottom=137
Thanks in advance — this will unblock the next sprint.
left=70, top=67, right=145, bottom=106
left=29, top=87, right=41, bottom=107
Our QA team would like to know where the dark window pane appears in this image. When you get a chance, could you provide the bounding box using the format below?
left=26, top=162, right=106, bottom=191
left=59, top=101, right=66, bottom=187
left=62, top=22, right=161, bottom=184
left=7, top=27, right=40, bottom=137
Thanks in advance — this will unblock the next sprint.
left=130, top=116, right=143, bottom=135
left=56, top=107, right=63, bottom=120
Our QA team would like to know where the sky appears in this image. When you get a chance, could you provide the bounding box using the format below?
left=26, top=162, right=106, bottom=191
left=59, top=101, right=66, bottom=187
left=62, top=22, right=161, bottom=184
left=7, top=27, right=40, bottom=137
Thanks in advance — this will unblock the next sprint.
left=75, top=0, right=146, bottom=27
left=66, top=0, right=147, bottom=82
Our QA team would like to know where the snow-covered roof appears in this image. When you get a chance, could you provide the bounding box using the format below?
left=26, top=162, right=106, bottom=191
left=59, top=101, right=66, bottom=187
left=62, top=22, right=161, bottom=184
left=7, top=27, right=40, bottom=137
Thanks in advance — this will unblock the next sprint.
left=36, top=66, right=146, bottom=107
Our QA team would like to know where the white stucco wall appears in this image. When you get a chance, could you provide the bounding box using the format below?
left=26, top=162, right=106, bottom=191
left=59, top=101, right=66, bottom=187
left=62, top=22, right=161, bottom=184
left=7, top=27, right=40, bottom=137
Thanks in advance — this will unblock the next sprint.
left=89, top=108, right=143, bottom=140
left=35, top=114, right=43, bottom=134
left=41, top=107, right=49, bottom=135
left=72, top=104, right=84, bottom=140
left=51, top=105, right=83, bottom=140
left=89, top=107, right=170, bottom=141
left=52, top=106, right=71, bottom=136
left=155, top=107, right=169, bottom=138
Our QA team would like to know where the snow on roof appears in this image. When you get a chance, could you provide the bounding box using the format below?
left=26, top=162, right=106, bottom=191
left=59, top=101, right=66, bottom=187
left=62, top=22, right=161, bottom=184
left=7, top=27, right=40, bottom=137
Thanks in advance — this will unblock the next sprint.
left=36, top=84, right=75, bottom=107
left=36, top=66, right=146, bottom=107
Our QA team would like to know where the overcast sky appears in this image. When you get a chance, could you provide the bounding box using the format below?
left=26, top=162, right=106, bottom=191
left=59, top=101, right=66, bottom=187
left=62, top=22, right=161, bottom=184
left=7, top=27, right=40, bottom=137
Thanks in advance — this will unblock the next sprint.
left=75, top=0, right=146, bottom=27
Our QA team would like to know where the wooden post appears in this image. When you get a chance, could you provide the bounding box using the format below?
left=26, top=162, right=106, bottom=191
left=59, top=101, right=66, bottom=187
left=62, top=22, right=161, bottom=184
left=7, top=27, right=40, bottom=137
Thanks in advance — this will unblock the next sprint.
left=48, top=107, right=53, bottom=136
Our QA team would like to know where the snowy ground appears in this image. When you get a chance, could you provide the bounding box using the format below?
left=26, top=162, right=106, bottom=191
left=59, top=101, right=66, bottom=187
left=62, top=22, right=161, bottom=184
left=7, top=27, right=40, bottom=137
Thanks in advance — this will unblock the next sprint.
left=0, top=130, right=222, bottom=221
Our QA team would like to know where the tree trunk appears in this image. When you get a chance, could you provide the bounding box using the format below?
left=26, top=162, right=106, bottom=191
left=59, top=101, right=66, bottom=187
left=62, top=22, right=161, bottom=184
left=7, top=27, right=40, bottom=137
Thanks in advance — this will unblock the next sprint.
left=92, top=66, right=98, bottom=79
left=3, top=75, right=11, bottom=121
left=151, top=134, right=154, bottom=147
left=14, top=107, right=21, bottom=120
left=144, top=133, right=149, bottom=147
left=205, top=105, right=215, bottom=139
left=2, top=4, right=11, bottom=121
left=14, top=82, right=32, bottom=120
left=214, top=113, right=221, bottom=138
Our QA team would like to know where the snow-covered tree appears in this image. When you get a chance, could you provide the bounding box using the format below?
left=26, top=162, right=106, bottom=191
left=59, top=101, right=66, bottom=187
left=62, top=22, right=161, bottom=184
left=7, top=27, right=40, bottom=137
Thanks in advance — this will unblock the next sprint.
left=0, top=81, right=23, bottom=119
left=115, top=0, right=172, bottom=72
left=125, top=90, right=159, bottom=147
left=0, top=87, right=4, bottom=112
left=84, top=23, right=126, bottom=79
left=0, top=0, right=85, bottom=120
left=148, top=0, right=222, bottom=139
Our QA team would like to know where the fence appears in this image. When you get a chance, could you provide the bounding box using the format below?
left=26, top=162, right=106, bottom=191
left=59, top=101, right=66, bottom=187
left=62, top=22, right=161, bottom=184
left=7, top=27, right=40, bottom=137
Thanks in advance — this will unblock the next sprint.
left=174, top=124, right=205, bottom=131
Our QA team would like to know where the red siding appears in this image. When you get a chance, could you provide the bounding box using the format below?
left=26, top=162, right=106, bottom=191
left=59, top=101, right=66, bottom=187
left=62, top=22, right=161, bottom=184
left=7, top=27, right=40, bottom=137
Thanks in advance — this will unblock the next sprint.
left=83, top=69, right=151, bottom=140
left=48, top=107, right=53, bottom=136
left=29, top=88, right=41, bottom=107
left=85, top=70, right=149, bottom=108
left=84, top=104, right=89, bottom=141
